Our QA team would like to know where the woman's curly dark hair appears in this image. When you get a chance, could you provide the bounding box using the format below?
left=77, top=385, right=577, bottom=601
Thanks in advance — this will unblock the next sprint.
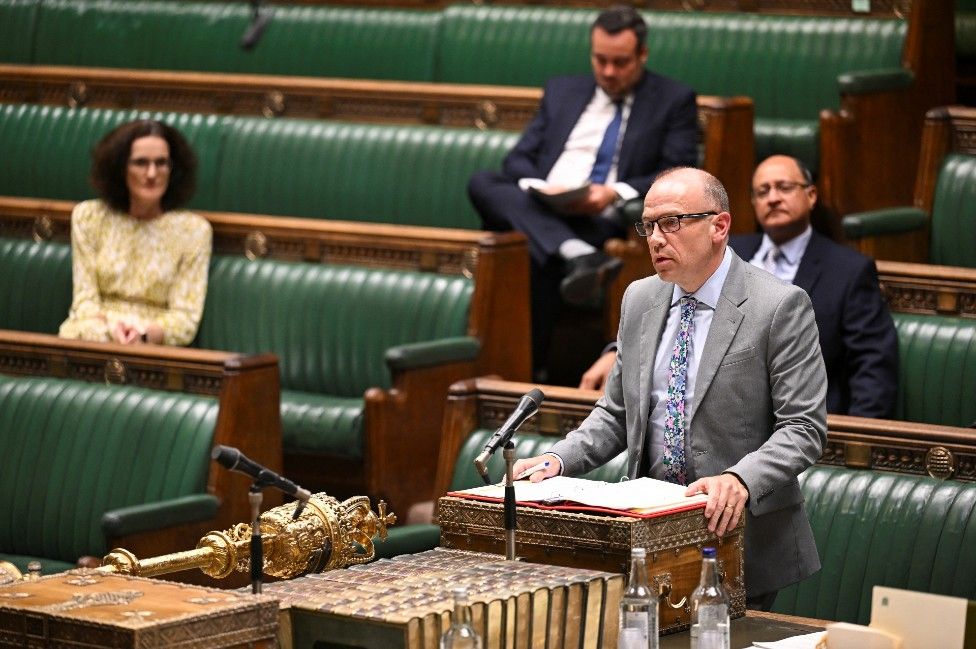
left=90, top=119, right=198, bottom=213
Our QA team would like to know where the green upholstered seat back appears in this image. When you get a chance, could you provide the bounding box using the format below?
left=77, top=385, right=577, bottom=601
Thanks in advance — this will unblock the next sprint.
left=773, top=464, right=976, bottom=623
left=892, top=313, right=976, bottom=428
left=195, top=256, right=473, bottom=396
left=437, top=6, right=904, bottom=122
left=0, top=375, right=217, bottom=563
left=213, top=118, right=516, bottom=229
left=0, top=0, right=40, bottom=63
left=448, top=428, right=627, bottom=492
left=32, top=0, right=440, bottom=81
left=930, top=153, right=976, bottom=268
left=0, top=104, right=226, bottom=209
left=0, top=238, right=72, bottom=334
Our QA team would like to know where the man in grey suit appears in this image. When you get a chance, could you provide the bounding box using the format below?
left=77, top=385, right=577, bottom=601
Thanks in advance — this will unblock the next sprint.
left=515, top=167, right=827, bottom=608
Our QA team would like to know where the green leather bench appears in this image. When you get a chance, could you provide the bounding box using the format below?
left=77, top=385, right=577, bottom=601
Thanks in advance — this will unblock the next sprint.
left=212, top=117, right=515, bottom=229
left=0, top=374, right=220, bottom=575
left=31, top=0, right=440, bottom=82
left=196, top=255, right=475, bottom=461
left=0, top=0, right=39, bottom=64
left=0, top=235, right=482, bottom=515
left=436, top=6, right=906, bottom=171
left=845, top=150, right=976, bottom=268
left=773, top=464, right=976, bottom=623
left=893, top=312, right=976, bottom=428
left=0, top=103, right=515, bottom=230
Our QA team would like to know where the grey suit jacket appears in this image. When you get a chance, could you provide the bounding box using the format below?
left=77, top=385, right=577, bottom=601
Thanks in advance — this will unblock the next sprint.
left=549, top=251, right=827, bottom=596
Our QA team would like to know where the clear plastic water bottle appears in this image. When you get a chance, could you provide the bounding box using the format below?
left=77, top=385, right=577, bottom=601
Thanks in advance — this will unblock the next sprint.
left=689, top=547, right=730, bottom=649
left=440, top=587, right=483, bottom=649
left=618, top=547, right=658, bottom=649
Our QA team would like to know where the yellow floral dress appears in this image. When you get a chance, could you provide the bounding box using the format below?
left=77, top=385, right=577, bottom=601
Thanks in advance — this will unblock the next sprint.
left=58, top=199, right=212, bottom=346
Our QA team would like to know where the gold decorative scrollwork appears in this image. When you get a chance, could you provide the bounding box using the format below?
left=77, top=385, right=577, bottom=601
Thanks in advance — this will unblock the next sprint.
left=244, top=231, right=269, bottom=260
left=100, top=494, right=396, bottom=580
left=474, top=100, right=499, bottom=131
left=104, top=358, right=128, bottom=385
left=67, top=81, right=88, bottom=109
left=461, top=249, right=478, bottom=279
left=32, top=216, right=53, bottom=243
left=262, top=91, right=286, bottom=119
left=925, top=446, right=955, bottom=480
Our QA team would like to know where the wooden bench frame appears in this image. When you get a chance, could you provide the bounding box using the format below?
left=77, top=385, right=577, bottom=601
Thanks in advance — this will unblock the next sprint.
left=0, top=195, right=531, bottom=517
left=850, top=106, right=976, bottom=264
left=0, top=65, right=756, bottom=230
left=0, top=329, right=282, bottom=579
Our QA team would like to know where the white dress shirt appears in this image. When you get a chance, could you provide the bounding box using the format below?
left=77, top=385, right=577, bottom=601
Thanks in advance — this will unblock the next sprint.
left=645, top=246, right=733, bottom=477
left=748, top=226, right=812, bottom=283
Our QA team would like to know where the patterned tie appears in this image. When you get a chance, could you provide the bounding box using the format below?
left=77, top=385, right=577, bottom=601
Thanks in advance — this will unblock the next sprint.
left=763, top=246, right=782, bottom=276
left=662, top=296, right=697, bottom=485
left=588, top=101, right=623, bottom=184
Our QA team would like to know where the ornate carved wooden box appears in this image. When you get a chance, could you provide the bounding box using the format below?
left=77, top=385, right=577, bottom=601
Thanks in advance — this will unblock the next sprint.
left=436, top=496, right=745, bottom=634
left=267, top=548, right=623, bottom=649
left=0, top=569, right=278, bottom=648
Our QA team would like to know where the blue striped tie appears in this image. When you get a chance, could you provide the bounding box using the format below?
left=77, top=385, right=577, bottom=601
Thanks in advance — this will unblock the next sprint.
left=589, top=101, right=623, bottom=184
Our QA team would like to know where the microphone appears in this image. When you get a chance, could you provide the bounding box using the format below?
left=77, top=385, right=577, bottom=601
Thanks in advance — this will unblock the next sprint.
left=212, top=445, right=311, bottom=517
left=473, top=388, right=545, bottom=482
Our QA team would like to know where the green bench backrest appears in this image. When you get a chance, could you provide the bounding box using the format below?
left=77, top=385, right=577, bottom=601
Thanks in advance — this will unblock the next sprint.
left=0, top=104, right=226, bottom=209
left=438, top=6, right=905, bottom=122
left=196, top=256, right=473, bottom=396
left=0, top=238, right=72, bottom=334
left=0, top=0, right=40, bottom=63
left=213, top=118, right=515, bottom=229
left=774, top=464, right=976, bottom=623
left=0, top=375, right=217, bottom=562
left=32, top=0, right=440, bottom=81
left=930, top=153, right=976, bottom=268
left=893, top=312, right=976, bottom=428
left=448, top=428, right=627, bottom=492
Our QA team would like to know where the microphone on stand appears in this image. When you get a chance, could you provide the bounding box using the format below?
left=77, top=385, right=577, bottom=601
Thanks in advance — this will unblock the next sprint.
left=240, top=0, right=274, bottom=50
left=473, top=388, right=545, bottom=483
left=212, top=445, right=311, bottom=519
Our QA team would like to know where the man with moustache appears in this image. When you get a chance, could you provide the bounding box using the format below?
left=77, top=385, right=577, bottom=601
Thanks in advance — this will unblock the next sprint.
left=518, top=167, right=827, bottom=609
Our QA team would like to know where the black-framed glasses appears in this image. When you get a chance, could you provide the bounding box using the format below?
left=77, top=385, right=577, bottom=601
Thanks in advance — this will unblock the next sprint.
left=752, top=180, right=811, bottom=199
left=635, top=211, right=717, bottom=236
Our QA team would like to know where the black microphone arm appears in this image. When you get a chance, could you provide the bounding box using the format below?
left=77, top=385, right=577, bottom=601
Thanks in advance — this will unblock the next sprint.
left=211, top=445, right=311, bottom=517
left=473, top=388, right=545, bottom=482
left=240, top=0, right=274, bottom=50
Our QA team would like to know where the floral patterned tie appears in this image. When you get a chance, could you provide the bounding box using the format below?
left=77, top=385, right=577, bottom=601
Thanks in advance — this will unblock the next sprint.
left=662, top=296, right=697, bottom=485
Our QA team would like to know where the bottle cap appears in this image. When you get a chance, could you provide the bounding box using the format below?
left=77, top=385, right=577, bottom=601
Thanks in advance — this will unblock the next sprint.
left=702, top=547, right=716, bottom=558
left=631, top=547, right=646, bottom=558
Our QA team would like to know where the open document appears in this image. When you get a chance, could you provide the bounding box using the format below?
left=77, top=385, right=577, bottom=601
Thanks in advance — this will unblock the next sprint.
left=449, top=476, right=708, bottom=518
left=527, top=180, right=591, bottom=212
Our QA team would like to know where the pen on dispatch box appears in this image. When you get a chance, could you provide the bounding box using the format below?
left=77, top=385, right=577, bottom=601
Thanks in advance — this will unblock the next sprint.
left=515, top=460, right=550, bottom=481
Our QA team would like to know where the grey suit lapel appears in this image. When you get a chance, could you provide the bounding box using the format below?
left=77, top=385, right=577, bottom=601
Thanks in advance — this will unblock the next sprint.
left=693, top=254, right=747, bottom=410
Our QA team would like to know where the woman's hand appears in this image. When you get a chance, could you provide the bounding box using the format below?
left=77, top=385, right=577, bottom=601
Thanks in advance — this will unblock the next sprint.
left=111, top=321, right=142, bottom=344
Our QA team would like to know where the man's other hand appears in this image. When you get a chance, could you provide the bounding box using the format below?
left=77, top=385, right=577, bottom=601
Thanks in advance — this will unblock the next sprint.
left=512, top=454, right=562, bottom=483
left=685, top=473, right=749, bottom=537
left=563, top=184, right=619, bottom=215
left=579, top=350, right=617, bottom=390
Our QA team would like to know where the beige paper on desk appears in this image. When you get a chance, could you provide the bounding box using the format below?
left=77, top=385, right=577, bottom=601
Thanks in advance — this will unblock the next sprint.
left=458, top=476, right=708, bottom=513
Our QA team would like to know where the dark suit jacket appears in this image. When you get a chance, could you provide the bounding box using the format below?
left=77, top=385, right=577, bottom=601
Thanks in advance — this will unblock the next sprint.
left=730, top=232, right=899, bottom=418
left=501, top=72, right=698, bottom=196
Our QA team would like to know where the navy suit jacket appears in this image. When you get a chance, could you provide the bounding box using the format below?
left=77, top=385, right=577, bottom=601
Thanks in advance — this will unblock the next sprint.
left=730, top=232, right=899, bottom=418
left=501, top=72, right=698, bottom=196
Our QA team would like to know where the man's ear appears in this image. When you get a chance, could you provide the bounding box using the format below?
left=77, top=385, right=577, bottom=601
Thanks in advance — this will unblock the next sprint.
left=712, top=211, right=732, bottom=241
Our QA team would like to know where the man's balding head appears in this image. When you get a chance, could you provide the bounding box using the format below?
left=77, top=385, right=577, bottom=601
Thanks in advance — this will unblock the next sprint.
left=751, top=155, right=817, bottom=245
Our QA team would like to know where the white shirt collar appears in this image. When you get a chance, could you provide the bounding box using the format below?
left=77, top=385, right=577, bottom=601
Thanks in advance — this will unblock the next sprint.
left=670, top=246, right=733, bottom=310
left=756, top=225, right=812, bottom=266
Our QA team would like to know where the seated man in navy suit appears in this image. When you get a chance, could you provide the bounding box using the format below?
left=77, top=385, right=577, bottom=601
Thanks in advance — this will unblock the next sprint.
left=582, top=155, right=899, bottom=419
left=467, top=6, right=698, bottom=377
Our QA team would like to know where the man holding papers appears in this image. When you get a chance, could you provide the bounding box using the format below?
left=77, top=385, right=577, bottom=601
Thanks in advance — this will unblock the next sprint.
left=514, top=167, right=827, bottom=610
